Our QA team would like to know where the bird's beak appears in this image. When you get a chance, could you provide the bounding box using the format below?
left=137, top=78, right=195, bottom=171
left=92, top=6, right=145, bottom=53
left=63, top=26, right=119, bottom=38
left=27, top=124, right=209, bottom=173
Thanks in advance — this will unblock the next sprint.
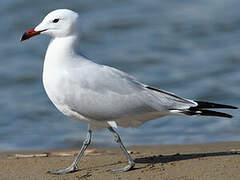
left=20, top=28, right=46, bottom=42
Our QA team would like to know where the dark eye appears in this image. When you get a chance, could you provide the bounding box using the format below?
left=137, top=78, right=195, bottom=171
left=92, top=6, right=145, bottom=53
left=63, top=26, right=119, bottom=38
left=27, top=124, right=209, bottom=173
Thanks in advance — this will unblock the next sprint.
left=52, top=18, right=59, bottom=23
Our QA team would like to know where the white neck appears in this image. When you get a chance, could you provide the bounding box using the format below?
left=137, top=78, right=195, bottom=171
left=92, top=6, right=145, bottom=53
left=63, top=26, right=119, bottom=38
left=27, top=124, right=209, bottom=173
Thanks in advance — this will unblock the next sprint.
left=45, top=35, right=80, bottom=61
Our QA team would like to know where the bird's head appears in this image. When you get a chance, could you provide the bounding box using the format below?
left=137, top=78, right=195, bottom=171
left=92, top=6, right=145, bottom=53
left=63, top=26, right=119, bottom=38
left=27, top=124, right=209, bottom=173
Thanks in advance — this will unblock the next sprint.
left=21, top=9, right=80, bottom=42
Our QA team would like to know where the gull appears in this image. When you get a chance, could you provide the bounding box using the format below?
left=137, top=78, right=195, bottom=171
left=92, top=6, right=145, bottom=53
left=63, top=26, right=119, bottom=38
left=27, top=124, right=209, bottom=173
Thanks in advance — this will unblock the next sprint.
left=21, top=9, right=237, bottom=174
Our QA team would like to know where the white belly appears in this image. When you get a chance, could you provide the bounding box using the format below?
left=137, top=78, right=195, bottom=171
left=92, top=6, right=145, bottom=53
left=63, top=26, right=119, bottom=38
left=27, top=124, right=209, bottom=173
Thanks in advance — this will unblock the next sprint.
left=42, top=59, right=90, bottom=124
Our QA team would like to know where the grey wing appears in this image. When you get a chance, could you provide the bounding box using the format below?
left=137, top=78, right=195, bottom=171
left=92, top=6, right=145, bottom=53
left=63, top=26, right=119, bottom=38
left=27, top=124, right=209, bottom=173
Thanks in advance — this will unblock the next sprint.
left=65, top=63, right=197, bottom=126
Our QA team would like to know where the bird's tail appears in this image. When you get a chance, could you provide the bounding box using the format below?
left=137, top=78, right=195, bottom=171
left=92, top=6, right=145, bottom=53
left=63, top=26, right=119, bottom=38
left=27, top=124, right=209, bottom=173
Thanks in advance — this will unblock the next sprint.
left=180, top=101, right=238, bottom=118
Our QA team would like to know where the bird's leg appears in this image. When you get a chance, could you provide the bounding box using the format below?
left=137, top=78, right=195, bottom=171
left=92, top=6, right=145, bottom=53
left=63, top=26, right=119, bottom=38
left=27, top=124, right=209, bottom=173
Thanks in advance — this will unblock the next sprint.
left=108, top=127, right=135, bottom=172
left=48, top=126, right=92, bottom=175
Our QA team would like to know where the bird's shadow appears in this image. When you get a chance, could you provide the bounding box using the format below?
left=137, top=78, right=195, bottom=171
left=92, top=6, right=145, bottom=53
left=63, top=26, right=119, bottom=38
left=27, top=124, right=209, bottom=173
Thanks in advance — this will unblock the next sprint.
left=62, top=151, right=240, bottom=173
left=134, top=151, right=240, bottom=165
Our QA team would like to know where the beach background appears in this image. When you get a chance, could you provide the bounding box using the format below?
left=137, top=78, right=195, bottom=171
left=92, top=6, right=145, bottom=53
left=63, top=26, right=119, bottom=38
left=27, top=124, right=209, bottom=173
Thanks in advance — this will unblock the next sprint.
left=0, top=0, right=239, bottom=152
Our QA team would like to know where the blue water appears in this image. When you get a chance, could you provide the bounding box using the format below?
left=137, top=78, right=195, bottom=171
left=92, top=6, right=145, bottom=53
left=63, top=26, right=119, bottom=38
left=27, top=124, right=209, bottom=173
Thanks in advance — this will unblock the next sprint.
left=0, top=0, right=239, bottom=151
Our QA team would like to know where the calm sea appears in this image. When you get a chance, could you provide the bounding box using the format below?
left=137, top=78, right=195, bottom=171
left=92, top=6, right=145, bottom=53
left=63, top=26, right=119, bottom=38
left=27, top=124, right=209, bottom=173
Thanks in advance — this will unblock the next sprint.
left=0, top=0, right=239, bottom=151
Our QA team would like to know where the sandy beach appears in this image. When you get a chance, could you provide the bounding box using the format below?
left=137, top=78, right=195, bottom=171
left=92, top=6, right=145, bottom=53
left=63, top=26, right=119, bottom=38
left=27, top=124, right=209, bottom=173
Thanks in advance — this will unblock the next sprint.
left=0, top=142, right=240, bottom=180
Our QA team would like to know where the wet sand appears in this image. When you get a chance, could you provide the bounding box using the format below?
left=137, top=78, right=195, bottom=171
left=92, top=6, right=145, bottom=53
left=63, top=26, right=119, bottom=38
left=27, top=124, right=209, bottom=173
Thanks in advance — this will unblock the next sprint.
left=1, top=142, right=240, bottom=180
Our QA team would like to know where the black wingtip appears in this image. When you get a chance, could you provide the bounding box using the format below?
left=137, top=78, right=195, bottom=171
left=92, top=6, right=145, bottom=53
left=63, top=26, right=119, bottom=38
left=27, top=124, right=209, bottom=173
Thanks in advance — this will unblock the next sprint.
left=194, top=101, right=238, bottom=110
left=184, top=100, right=237, bottom=118
left=199, top=110, right=233, bottom=118
left=184, top=109, right=233, bottom=118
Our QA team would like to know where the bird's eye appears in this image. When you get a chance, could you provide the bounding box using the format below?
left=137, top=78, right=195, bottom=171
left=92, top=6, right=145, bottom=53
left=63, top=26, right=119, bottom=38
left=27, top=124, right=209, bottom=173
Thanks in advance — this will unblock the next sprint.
left=52, top=19, right=60, bottom=23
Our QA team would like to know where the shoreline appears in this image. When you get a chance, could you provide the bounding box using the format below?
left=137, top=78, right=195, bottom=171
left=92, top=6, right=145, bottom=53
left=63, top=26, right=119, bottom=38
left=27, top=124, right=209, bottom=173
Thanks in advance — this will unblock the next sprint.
left=1, top=142, right=240, bottom=180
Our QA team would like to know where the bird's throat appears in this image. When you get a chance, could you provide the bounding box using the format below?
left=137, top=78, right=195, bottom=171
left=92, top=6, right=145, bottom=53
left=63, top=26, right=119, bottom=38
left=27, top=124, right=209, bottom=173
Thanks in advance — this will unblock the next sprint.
left=46, top=36, right=81, bottom=60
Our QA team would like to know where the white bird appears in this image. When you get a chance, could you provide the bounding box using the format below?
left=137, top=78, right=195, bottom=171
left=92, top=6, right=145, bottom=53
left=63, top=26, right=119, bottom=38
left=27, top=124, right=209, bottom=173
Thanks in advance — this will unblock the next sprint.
left=21, top=9, right=237, bottom=175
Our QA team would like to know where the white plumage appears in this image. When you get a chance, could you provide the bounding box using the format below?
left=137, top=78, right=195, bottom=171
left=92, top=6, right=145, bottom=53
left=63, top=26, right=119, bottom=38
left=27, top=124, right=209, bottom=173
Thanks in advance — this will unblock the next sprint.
left=21, top=9, right=236, bottom=175
left=39, top=15, right=197, bottom=129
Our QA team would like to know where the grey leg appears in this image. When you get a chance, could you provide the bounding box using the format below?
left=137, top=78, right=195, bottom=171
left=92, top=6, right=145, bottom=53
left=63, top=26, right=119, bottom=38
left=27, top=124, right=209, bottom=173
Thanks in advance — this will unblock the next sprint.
left=48, top=126, right=92, bottom=175
left=108, top=127, right=135, bottom=172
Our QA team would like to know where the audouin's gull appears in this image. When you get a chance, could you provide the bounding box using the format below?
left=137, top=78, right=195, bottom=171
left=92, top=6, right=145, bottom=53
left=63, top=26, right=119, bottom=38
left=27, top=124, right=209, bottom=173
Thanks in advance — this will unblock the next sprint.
left=21, top=9, right=237, bottom=175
